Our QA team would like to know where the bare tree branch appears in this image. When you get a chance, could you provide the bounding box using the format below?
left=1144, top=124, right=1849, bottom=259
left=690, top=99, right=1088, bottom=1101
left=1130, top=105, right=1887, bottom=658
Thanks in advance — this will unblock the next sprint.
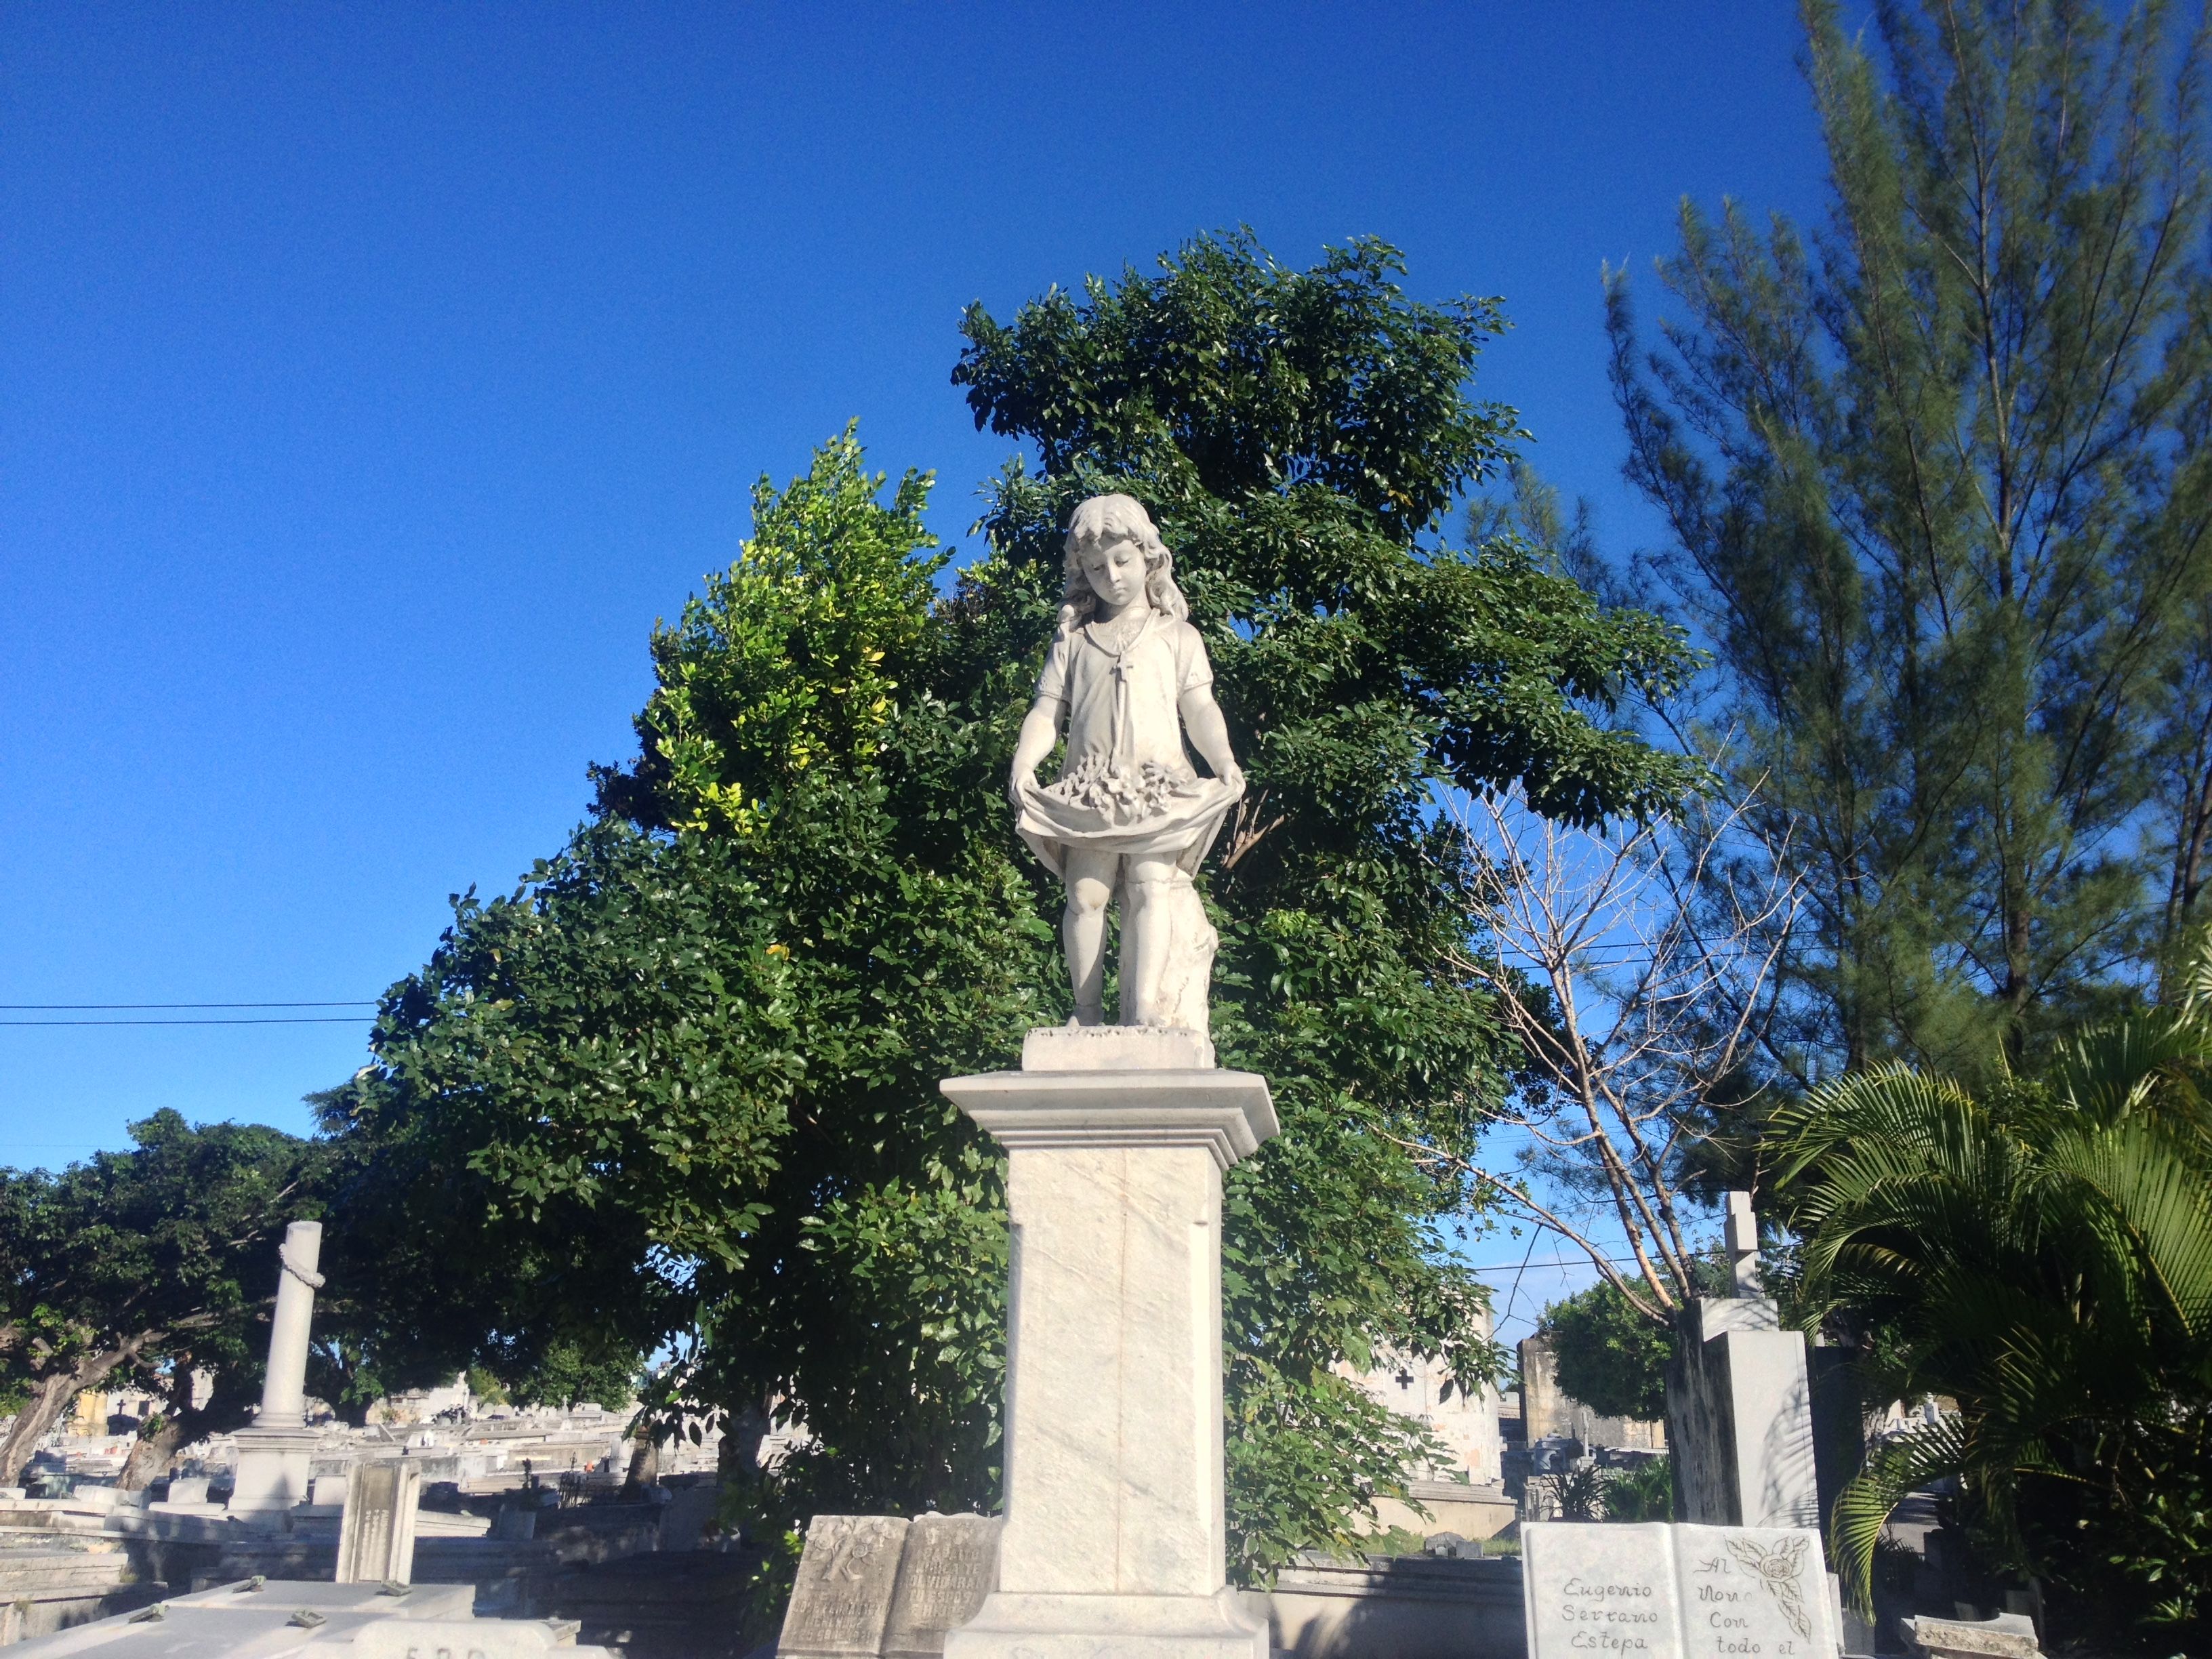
left=1423, top=770, right=1802, bottom=1326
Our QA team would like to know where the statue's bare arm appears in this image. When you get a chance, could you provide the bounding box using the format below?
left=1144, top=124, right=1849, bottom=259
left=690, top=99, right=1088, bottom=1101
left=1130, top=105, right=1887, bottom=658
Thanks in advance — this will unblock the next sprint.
left=1179, top=685, right=1242, bottom=789
left=1009, top=695, right=1064, bottom=809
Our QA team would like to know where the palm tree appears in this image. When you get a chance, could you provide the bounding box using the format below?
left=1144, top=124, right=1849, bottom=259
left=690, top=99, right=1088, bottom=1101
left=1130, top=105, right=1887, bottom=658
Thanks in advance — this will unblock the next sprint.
left=1767, top=958, right=2212, bottom=1632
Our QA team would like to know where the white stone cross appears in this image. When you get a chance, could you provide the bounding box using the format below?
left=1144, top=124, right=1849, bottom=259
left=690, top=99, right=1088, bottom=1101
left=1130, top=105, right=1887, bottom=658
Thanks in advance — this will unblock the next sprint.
left=1724, top=1189, right=1761, bottom=1298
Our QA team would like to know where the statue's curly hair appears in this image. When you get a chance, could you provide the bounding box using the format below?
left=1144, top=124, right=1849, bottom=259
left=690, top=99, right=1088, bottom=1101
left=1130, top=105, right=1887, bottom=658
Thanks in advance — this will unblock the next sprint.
left=1056, top=493, right=1189, bottom=639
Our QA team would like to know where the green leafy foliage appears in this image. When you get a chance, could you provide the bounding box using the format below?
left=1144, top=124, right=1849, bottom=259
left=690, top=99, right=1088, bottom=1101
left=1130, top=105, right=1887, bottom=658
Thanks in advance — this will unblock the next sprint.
left=333, top=438, right=1049, bottom=1531
left=627, top=423, right=945, bottom=838
left=1769, top=958, right=2212, bottom=1641
left=1528, top=1462, right=1611, bottom=1522
left=333, top=231, right=1701, bottom=1583
left=0, top=1111, right=329, bottom=1484
left=1540, top=1280, right=1675, bottom=1423
left=1601, top=1455, right=1675, bottom=1522
left=506, top=1338, right=640, bottom=1414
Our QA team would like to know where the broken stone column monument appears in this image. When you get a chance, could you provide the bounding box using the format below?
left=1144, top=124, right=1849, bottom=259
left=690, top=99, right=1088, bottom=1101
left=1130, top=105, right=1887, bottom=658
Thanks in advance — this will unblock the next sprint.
left=1666, top=1191, right=1821, bottom=1531
left=940, top=1025, right=1277, bottom=1659
left=227, top=1219, right=324, bottom=1523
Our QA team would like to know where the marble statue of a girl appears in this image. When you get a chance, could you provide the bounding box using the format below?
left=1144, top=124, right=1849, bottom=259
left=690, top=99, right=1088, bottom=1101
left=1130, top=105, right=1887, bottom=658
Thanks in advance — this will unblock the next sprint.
left=1008, top=494, right=1244, bottom=1031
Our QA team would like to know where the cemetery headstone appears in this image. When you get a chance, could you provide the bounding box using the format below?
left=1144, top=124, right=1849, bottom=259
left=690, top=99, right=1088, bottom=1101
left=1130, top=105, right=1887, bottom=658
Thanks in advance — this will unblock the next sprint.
left=881, top=1514, right=1001, bottom=1659
left=1668, top=1192, right=1820, bottom=1531
left=336, top=1460, right=422, bottom=1586
left=1521, top=1521, right=1679, bottom=1657
left=1523, top=1521, right=1841, bottom=1659
left=777, top=1515, right=912, bottom=1659
left=491, top=1502, right=538, bottom=1541
left=1676, top=1527, right=1832, bottom=1657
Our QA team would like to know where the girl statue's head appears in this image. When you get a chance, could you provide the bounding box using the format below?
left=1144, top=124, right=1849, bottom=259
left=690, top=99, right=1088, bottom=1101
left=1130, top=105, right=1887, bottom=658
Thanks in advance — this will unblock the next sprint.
left=1057, top=493, right=1189, bottom=636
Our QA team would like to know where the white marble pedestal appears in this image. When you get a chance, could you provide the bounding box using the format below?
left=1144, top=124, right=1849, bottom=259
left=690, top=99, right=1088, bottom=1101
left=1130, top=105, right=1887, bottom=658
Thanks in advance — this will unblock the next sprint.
left=940, top=1027, right=1278, bottom=1659
left=227, top=1425, right=320, bottom=1521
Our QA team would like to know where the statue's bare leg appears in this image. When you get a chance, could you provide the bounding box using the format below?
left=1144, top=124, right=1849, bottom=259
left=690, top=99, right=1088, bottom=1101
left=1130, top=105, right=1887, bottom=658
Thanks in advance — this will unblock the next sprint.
left=1121, top=857, right=1182, bottom=1026
left=1061, top=850, right=1119, bottom=1026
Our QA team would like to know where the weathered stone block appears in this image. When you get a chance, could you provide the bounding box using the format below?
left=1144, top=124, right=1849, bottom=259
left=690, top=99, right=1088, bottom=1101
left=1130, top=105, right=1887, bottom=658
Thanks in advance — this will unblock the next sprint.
left=779, top=1515, right=912, bottom=1659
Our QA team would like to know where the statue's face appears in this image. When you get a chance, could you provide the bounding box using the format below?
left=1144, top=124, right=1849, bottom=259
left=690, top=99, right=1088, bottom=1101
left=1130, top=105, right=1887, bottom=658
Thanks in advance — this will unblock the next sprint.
left=1080, top=537, right=1147, bottom=611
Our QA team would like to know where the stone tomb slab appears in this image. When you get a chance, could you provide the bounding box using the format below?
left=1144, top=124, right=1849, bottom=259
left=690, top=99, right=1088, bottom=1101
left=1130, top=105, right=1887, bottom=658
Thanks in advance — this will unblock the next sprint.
left=779, top=1515, right=912, bottom=1659
left=337, top=1460, right=422, bottom=1586
left=882, top=1514, right=1001, bottom=1659
left=1523, top=1523, right=1839, bottom=1659
left=352, top=1616, right=606, bottom=1657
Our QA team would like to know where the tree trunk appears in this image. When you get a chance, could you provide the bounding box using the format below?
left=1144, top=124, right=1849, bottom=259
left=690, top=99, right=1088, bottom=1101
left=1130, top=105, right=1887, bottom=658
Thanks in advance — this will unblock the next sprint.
left=0, top=1371, right=83, bottom=1486
left=622, top=1428, right=660, bottom=1493
left=0, top=1334, right=161, bottom=1486
left=720, top=1399, right=771, bottom=1479
left=115, top=1383, right=258, bottom=1491
left=116, top=1416, right=183, bottom=1492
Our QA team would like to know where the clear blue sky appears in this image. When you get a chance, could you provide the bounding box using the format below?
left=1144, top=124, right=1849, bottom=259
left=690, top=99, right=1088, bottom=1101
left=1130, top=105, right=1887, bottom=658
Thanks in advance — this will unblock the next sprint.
left=2, top=4, right=1830, bottom=1336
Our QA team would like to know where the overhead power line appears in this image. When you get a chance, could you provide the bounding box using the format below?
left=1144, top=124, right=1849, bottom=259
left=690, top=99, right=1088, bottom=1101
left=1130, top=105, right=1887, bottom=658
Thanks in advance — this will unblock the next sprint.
left=1464, top=1253, right=1664, bottom=1273
left=0, top=1001, right=377, bottom=1010
left=0, top=999, right=381, bottom=1027
left=0, top=1015, right=375, bottom=1027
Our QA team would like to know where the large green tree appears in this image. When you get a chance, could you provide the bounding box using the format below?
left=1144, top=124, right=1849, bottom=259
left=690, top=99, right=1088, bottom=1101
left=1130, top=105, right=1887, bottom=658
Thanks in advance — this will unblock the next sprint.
left=331, top=233, right=1700, bottom=1578
left=0, top=1111, right=329, bottom=1488
left=1610, top=0, right=2212, bottom=1076
left=1539, top=1279, right=1675, bottom=1424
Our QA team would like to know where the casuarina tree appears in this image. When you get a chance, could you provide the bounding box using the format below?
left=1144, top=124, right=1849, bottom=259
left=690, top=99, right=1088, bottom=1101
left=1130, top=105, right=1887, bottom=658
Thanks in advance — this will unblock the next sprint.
left=1610, top=0, right=2212, bottom=1077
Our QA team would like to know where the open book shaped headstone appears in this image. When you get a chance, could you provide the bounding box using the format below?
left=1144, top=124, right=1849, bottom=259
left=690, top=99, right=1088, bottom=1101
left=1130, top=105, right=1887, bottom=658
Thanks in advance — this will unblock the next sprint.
left=1523, top=1521, right=1841, bottom=1658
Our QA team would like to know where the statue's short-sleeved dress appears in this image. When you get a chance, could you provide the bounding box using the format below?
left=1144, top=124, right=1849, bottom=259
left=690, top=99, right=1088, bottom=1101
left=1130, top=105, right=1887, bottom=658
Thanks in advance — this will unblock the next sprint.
left=1015, top=608, right=1242, bottom=879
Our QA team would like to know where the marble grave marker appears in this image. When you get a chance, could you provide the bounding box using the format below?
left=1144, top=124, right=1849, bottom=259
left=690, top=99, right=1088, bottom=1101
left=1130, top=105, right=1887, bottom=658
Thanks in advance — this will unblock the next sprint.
left=1674, top=1524, right=1833, bottom=1659
left=779, top=1515, right=912, bottom=1659
left=1523, top=1521, right=1678, bottom=1657
left=336, top=1459, right=422, bottom=1586
left=881, top=1513, right=1001, bottom=1659
left=1523, top=1522, right=1840, bottom=1659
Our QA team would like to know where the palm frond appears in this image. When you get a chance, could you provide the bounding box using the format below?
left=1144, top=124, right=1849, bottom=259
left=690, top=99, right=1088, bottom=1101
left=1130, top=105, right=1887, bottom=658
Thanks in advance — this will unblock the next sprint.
left=1830, top=1418, right=1969, bottom=1618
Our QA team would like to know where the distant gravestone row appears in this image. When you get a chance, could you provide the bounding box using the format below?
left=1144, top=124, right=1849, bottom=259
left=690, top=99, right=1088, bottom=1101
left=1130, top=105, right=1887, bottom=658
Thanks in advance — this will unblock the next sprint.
left=1523, top=1521, right=1842, bottom=1659
left=778, top=1514, right=1002, bottom=1659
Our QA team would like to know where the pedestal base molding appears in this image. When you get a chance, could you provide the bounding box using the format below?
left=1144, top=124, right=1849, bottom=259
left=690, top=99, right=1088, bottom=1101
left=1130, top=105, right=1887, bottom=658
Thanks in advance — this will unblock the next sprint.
left=945, top=1589, right=1269, bottom=1659
left=228, top=1425, right=319, bottom=1523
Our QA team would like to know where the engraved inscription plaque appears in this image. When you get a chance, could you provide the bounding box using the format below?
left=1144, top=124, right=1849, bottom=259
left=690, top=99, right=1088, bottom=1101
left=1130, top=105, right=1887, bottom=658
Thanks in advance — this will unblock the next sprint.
left=882, top=1513, right=1002, bottom=1659
left=1523, top=1522, right=1839, bottom=1659
left=779, top=1515, right=912, bottom=1659
left=335, top=1460, right=422, bottom=1586
left=1523, top=1520, right=1678, bottom=1656
left=1673, top=1524, right=1836, bottom=1659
